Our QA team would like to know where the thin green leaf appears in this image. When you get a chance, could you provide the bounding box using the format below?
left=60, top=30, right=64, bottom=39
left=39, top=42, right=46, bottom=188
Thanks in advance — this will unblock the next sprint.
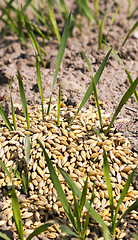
left=57, top=83, right=61, bottom=126
left=60, top=225, right=80, bottom=238
left=47, top=12, right=71, bottom=115
left=122, top=21, right=138, bottom=46
left=81, top=0, right=98, bottom=24
left=105, top=77, right=138, bottom=135
left=71, top=186, right=81, bottom=234
left=17, top=69, right=30, bottom=129
left=127, top=6, right=138, bottom=20
left=10, top=77, right=16, bottom=130
left=0, top=104, right=13, bottom=131
left=11, top=184, right=24, bottom=240
left=112, top=167, right=137, bottom=235
left=103, top=148, right=114, bottom=222
left=0, top=161, right=12, bottom=181
left=47, top=0, right=61, bottom=44
left=58, top=167, right=111, bottom=238
left=35, top=53, right=44, bottom=119
left=94, top=0, right=100, bottom=25
left=99, top=2, right=114, bottom=49
left=103, top=41, right=138, bottom=101
left=38, top=139, right=77, bottom=231
left=68, top=49, right=112, bottom=127
left=83, top=211, right=90, bottom=238
left=79, top=176, right=88, bottom=217
left=104, top=5, right=120, bottom=44
left=27, top=221, right=56, bottom=240
left=116, top=200, right=138, bottom=227
left=0, top=232, right=11, bottom=240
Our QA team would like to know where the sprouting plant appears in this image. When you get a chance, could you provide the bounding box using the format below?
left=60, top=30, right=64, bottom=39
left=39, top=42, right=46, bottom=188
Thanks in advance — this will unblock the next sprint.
left=122, top=21, right=138, bottom=47
left=93, top=128, right=138, bottom=238
left=127, top=0, right=138, bottom=19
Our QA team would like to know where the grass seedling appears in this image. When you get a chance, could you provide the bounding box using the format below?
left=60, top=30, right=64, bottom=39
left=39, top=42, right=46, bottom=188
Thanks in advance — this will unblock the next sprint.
left=17, top=69, right=30, bottom=129
left=94, top=0, right=100, bottom=25
left=57, top=83, right=61, bottom=126
left=47, top=0, right=61, bottom=44
left=38, top=139, right=111, bottom=240
left=0, top=104, right=13, bottom=131
left=47, top=11, right=71, bottom=115
left=68, top=49, right=112, bottom=127
left=82, top=50, right=103, bottom=132
left=10, top=77, right=16, bottom=130
left=93, top=128, right=138, bottom=238
left=122, top=21, right=138, bottom=47
left=127, top=0, right=138, bottom=19
left=35, top=53, right=44, bottom=119
left=98, top=2, right=119, bottom=49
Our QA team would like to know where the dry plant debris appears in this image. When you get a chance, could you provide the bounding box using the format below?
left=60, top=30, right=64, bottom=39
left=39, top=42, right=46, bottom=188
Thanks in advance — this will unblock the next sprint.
left=0, top=97, right=137, bottom=239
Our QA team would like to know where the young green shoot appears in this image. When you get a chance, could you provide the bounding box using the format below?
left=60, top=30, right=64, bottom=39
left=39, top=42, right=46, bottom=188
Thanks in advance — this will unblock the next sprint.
left=17, top=69, right=30, bottom=129
left=82, top=50, right=103, bottom=132
left=57, top=83, right=61, bottom=126
left=68, top=49, right=112, bottom=127
left=122, top=21, right=138, bottom=47
left=47, top=12, right=71, bottom=115
left=10, top=77, right=16, bottom=130
left=35, top=53, right=44, bottom=119
left=94, top=0, right=100, bottom=25
left=0, top=104, right=13, bottom=131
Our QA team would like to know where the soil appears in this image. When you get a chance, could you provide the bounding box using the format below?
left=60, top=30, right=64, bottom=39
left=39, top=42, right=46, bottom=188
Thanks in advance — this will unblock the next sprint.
left=0, top=0, right=138, bottom=239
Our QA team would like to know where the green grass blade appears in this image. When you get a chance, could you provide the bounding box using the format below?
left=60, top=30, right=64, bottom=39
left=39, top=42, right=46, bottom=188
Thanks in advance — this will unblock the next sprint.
left=17, top=69, right=30, bottom=129
left=122, top=21, right=138, bottom=46
left=103, top=148, right=114, bottom=222
left=0, top=232, right=11, bottom=240
left=11, top=184, right=24, bottom=240
left=81, top=0, right=98, bottom=24
left=47, top=0, right=61, bottom=44
left=116, top=200, right=138, bottom=227
left=0, top=104, right=13, bottom=131
left=94, top=0, right=100, bottom=25
left=79, top=176, right=88, bottom=217
left=38, top=139, right=77, bottom=231
left=60, top=225, right=80, bottom=238
left=103, top=41, right=138, bottom=102
left=71, top=186, right=81, bottom=234
left=127, top=6, right=138, bottom=20
left=35, top=53, right=44, bottom=119
left=57, top=83, right=61, bottom=126
left=98, top=2, right=114, bottom=49
left=0, top=161, right=12, bottom=181
left=68, top=49, right=112, bottom=127
left=104, top=5, right=120, bottom=44
left=27, top=221, right=56, bottom=240
left=58, top=167, right=111, bottom=238
left=112, top=167, right=137, bottom=235
left=47, top=12, right=71, bottom=115
left=10, top=77, right=16, bottom=130
left=24, top=14, right=46, bottom=67
left=105, top=77, right=138, bottom=135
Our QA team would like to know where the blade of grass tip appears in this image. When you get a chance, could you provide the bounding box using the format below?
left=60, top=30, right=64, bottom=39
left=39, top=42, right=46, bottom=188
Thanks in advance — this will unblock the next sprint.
left=116, top=200, right=138, bottom=228
left=103, top=148, right=114, bottom=223
left=104, top=5, right=120, bottom=44
left=98, top=1, right=114, bottom=49
left=58, top=167, right=111, bottom=239
left=103, top=41, right=138, bottom=102
left=27, top=221, right=57, bottom=240
left=38, top=139, right=77, bottom=232
left=105, top=77, right=138, bottom=135
left=47, top=0, right=61, bottom=44
left=127, top=0, right=131, bottom=17
left=57, top=83, right=61, bottom=126
left=35, top=53, right=44, bottom=119
left=0, top=161, right=12, bottom=181
left=60, top=225, right=80, bottom=238
left=0, top=104, right=13, bottom=131
left=68, top=49, right=112, bottom=127
left=0, top=232, right=11, bottom=240
left=10, top=77, right=16, bottom=130
left=47, top=12, right=71, bottom=115
left=122, top=21, right=138, bottom=46
left=17, top=69, right=30, bottom=129
left=112, top=167, right=137, bottom=236
left=94, top=0, right=100, bottom=25
left=11, top=184, right=24, bottom=240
